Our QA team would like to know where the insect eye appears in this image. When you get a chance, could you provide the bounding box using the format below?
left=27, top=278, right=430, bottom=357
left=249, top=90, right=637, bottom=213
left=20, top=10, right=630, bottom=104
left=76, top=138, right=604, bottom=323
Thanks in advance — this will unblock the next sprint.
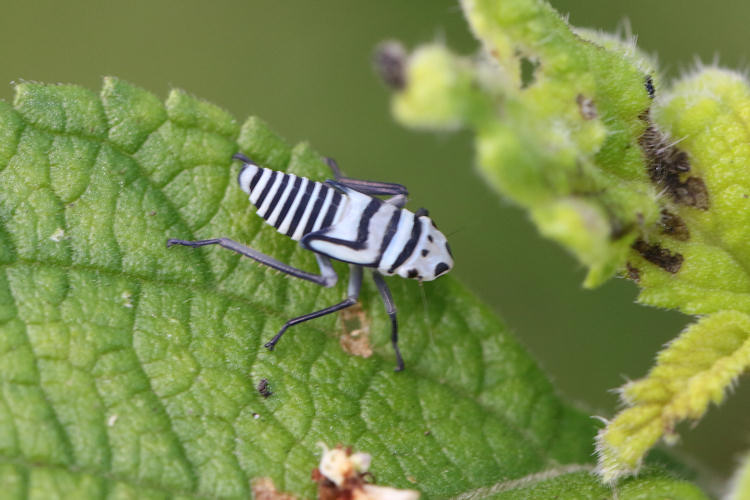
left=434, top=262, right=449, bottom=276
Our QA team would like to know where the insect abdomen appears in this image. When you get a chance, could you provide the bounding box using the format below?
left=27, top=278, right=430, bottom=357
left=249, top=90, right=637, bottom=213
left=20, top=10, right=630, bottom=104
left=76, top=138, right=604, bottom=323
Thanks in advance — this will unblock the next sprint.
left=238, top=163, right=346, bottom=241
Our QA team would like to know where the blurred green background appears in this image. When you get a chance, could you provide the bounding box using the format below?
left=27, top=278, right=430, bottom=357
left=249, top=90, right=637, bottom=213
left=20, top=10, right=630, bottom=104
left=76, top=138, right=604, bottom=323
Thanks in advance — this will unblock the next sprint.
left=1, top=0, right=747, bottom=490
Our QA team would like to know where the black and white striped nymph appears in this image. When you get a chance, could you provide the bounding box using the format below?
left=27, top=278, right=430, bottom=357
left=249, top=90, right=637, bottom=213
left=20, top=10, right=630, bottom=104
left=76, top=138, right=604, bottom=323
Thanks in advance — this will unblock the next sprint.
left=167, top=153, right=454, bottom=371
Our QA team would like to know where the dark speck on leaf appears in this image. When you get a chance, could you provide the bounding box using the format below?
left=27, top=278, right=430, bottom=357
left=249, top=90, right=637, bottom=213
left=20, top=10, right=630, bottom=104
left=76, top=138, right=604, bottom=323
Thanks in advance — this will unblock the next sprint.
left=257, top=378, right=272, bottom=398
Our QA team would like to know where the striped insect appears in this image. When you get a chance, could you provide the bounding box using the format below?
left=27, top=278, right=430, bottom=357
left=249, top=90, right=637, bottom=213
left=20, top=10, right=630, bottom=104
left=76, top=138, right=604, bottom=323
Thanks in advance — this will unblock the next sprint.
left=167, top=153, right=453, bottom=371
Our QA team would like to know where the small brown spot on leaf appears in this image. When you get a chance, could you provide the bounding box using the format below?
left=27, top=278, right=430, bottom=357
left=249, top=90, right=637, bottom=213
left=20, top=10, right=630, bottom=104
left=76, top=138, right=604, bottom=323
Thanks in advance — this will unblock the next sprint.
left=633, top=239, right=683, bottom=273
left=626, top=262, right=640, bottom=282
left=659, top=210, right=690, bottom=241
left=257, top=378, right=272, bottom=398
left=339, top=303, right=373, bottom=359
left=576, top=94, right=597, bottom=119
left=251, top=478, right=298, bottom=500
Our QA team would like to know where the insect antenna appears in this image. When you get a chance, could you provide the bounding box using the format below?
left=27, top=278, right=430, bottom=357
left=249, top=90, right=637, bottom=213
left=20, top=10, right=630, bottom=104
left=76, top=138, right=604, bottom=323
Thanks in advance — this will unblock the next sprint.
left=445, top=226, right=465, bottom=238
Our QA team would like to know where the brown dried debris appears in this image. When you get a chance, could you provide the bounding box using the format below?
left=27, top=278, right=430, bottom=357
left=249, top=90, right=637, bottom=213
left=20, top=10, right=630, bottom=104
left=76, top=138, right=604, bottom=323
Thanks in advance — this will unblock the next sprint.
left=251, top=478, right=298, bottom=500
left=339, top=304, right=373, bottom=359
left=632, top=239, right=683, bottom=274
left=313, top=444, right=419, bottom=500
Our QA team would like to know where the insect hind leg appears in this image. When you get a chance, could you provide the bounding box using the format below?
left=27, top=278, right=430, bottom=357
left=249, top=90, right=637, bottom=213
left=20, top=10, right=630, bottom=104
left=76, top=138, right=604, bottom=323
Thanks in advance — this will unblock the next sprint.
left=265, top=265, right=363, bottom=350
left=166, top=237, right=338, bottom=287
left=324, top=156, right=409, bottom=198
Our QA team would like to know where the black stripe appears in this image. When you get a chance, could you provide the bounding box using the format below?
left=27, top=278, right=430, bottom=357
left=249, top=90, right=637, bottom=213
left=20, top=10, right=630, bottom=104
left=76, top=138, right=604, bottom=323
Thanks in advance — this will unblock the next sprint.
left=254, top=170, right=278, bottom=209
left=356, top=199, right=381, bottom=242
left=308, top=198, right=381, bottom=252
left=377, top=208, right=402, bottom=264
left=249, top=167, right=264, bottom=191
left=302, top=184, right=329, bottom=236
left=263, top=173, right=290, bottom=221
left=320, top=191, right=343, bottom=229
left=286, top=180, right=315, bottom=236
left=388, top=216, right=422, bottom=273
left=274, top=176, right=303, bottom=228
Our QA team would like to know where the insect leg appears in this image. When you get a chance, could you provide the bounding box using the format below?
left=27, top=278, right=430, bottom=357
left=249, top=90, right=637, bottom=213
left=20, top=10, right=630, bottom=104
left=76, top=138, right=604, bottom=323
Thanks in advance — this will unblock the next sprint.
left=324, top=157, right=409, bottom=197
left=232, top=152, right=253, bottom=164
left=264, top=265, right=363, bottom=350
left=371, top=271, right=404, bottom=372
left=166, top=238, right=338, bottom=287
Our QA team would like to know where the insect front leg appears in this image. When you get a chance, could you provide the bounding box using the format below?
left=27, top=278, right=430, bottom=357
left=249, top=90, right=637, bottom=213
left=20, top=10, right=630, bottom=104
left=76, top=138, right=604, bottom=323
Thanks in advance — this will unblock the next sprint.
left=372, top=271, right=404, bottom=372
left=264, top=264, right=363, bottom=351
left=166, top=237, right=338, bottom=287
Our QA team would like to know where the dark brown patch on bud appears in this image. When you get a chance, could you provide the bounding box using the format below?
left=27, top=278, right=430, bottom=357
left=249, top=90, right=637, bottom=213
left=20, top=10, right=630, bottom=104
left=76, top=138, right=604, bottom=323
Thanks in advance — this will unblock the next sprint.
left=674, top=177, right=709, bottom=209
left=625, top=262, right=641, bottom=282
left=374, top=41, right=407, bottom=90
left=638, top=116, right=709, bottom=210
left=645, top=75, right=655, bottom=99
left=576, top=94, right=597, bottom=120
left=520, top=56, right=540, bottom=89
left=659, top=210, right=690, bottom=241
left=632, top=239, right=683, bottom=273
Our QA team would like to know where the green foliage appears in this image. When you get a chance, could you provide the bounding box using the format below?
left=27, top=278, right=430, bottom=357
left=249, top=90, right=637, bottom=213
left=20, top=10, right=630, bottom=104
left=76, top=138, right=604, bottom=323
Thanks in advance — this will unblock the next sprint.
left=0, top=78, right=707, bottom=498
left=382, top=0, right=750, bottom=489
left=727, top=452, right=750, bottom=500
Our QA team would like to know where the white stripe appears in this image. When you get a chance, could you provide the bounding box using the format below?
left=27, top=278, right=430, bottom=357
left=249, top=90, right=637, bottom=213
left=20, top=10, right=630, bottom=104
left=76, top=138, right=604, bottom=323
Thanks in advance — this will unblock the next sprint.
left=291, top=182, right=322, bottom=241
left=265, top=174, right=297, bottom=226
left=238, top=164, right=259, bottom=194
left=256, top=172, right=284, bottom=217
left=249, top=168, right=272, bottom=205
left=277, top=177, right=309, bottom=235
left=311, top=187, right=334, bottom=232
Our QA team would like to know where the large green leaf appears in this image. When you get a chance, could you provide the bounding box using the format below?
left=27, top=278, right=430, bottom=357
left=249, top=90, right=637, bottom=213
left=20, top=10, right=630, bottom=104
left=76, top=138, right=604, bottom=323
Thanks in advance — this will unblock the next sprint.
left=0, top=78, right=704, bottom=498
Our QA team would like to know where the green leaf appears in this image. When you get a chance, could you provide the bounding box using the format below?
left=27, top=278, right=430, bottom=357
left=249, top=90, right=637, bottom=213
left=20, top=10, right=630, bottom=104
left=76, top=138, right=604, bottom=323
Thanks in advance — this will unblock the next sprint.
left=727, top=450, right=750, bottom=500
left=381, top=0, right=750, bottom=484
left=0, top=78, right=705, bottom=499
